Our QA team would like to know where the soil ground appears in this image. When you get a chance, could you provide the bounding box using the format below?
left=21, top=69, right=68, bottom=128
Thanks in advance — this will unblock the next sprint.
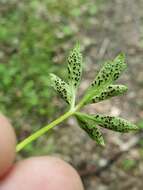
left=1, top=0, right=143, bottom=189
left=51, top=0, right=143, bottom=189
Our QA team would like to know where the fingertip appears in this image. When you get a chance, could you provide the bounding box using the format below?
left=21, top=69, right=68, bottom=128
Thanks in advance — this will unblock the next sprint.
left=0, top=156, right=84, bottom=190
left=0, top=114, right=16, bottom=178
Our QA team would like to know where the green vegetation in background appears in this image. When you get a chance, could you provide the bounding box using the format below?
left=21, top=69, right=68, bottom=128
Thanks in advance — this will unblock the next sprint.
left=0, top=0, right=80, bottom=126
left=0, top=0, right=103, bottom=155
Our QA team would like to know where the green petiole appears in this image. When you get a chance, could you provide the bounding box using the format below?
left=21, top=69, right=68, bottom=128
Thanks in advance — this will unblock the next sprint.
left=16, top=106, right=79, bottom=152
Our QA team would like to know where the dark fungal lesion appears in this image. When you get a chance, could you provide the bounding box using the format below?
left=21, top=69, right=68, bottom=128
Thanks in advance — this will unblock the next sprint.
left=93, top=114, right=138, bottom=132
left=90, top=54, right=126, bottom=91
left=56, top=82, right=70, bottom=104
left=76, top=116, right=104, bottom=145
left=50, top=73, right=72, bottom=104
left=90, top=85, right=128, bottom=104
left=67, top=45, right=82, bottom=89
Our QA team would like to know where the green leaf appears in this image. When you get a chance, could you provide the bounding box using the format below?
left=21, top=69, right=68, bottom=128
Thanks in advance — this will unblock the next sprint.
left=67, top=43, right=83, bottom=90
left=81, top=53, right=127, bottom=105
left=92, top=114, right=138, bottom=132
left=75, top=112, right=105, bottom=146
left=86, top=85, right=128, bottom=104
left=49, top=73, right=72, bottom=104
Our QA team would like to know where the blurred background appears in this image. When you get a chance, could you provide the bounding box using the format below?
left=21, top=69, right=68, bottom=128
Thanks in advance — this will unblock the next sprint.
left=0, top=0, right=143, bottom=189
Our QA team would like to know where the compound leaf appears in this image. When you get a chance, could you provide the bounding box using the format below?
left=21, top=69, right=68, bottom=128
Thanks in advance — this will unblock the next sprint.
left=49, top=73, right=72, bottom=104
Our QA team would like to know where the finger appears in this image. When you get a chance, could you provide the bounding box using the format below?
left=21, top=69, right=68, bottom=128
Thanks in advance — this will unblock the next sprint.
left=0, top=156, right=84, bottom=190
left=0, top=114, right=16, bottom=178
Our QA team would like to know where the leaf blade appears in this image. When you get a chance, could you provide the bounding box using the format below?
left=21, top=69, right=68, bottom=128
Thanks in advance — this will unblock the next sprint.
left=67, top=43, right=83, bottom=90
left=93, top=114, right=138, bottom=132
left=49, top=73, right=72, bottom=104
left=81, top=53, right=127, bottom=105
left=75, top=112, right=105, bottom=146
left=86, top=85, right=128, bottom=104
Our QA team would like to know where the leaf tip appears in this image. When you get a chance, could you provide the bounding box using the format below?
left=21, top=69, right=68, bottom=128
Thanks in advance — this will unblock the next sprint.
left=49, top=73, right=55, bottom=78
left=99, top=140, right=105, bottom=147
left=115, top=52, right=127, bottom=68
left=132, top=124, right=140, bottom=131
left=75, top=41, right=81, bottom=51
left=118, top=52, right=126, bottom=59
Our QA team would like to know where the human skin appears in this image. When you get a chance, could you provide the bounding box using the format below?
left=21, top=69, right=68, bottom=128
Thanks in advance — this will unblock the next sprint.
left=0, top=114, right=16, bottom=177
left=0, top=114, right=84, bottom=190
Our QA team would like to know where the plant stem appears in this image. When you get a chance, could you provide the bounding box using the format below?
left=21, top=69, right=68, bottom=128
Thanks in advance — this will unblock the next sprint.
left=70, top=88, right=76, bottom=110
left=75, top=100, right=84, bottom=111
left=16, top=110, right=74, bottom=152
